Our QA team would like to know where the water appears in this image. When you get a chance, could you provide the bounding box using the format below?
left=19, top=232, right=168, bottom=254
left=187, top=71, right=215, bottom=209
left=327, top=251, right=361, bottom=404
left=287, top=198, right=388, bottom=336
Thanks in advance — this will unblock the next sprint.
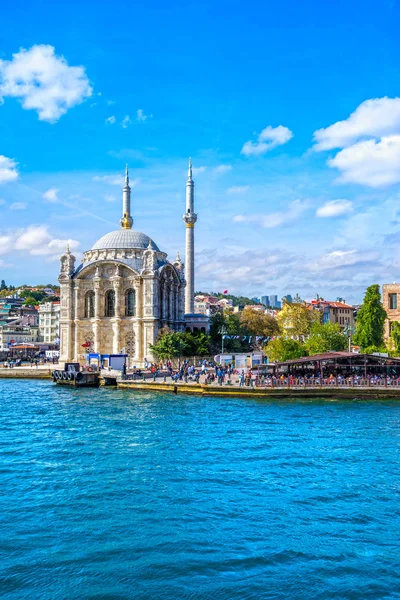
left=1, top=381, right=400, bottom=600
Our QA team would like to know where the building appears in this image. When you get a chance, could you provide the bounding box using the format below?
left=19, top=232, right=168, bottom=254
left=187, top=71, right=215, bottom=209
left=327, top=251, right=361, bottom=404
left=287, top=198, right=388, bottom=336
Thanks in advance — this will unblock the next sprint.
left=261, top=296, right=270, bottom=307
left=269, top=295, right=279, bottom=309
left=382, top=284, right=400, bottom=340
left=38, top=302, right=60, bottom=343
left=0, top=319, right=41, bottom=352
left=59, top=162, right=207, bottom=367
left=282, top=294, right=293, bottom=304
left=310, top=299, right=355, bottom=330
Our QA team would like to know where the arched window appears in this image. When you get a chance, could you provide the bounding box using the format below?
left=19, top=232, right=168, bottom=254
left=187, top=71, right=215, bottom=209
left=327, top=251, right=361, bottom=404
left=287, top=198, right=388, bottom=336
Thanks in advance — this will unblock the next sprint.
left=125, top=289, right=135, bottom=316
left=84, top=291, right=95, bottom=318
left=105, top=289, right=115, bottom=317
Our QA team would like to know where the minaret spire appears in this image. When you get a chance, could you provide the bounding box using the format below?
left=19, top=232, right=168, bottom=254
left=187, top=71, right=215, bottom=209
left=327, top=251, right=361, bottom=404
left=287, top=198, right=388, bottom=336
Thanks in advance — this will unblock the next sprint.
left=120, top=164, right=133, bottom=229
left=183, top=157, right=197, bottom=314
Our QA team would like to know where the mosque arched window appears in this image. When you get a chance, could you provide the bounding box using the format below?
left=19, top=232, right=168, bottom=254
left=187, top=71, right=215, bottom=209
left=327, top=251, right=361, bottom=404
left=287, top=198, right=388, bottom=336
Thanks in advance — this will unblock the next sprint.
left=84, top=291, right=95, bottom=318
left=125, top=289, right=135, bottom=316
left=105, top=289, right=115, bottom=317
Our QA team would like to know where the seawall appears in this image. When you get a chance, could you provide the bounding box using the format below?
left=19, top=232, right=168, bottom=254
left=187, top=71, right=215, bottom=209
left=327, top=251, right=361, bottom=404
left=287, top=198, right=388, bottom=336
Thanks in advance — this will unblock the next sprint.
left=117, top=380, right=400, bottom=400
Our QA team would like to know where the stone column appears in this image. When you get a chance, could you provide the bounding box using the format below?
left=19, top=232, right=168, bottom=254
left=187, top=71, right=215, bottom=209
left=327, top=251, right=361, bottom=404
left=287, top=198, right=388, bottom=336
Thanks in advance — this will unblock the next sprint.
left=93, top=278, right=101, bottom=354
left=184, top=223, right=195, bottom=314
left=73, top=280, right=80, bottom=361
left=112, top=276, right=121, bottom=354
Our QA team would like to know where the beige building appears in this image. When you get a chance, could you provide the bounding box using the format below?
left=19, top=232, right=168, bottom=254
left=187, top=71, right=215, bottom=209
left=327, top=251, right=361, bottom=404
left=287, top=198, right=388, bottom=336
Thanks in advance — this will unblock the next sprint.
left=382, top=284, right=400, bottom=340
left=59, top=166, right=186, bottom=366
left=38, top=302, right=60, bottom=343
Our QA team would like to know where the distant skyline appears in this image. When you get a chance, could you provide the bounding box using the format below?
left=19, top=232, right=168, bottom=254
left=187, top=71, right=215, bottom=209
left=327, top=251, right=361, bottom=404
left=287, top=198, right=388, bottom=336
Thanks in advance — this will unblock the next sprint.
left=1, top=0, right=400, bottom=303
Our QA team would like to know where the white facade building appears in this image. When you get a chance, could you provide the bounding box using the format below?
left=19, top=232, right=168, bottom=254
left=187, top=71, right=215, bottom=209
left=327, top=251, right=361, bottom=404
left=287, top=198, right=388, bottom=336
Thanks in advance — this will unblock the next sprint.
left=38, top=302, right=60, bottom=343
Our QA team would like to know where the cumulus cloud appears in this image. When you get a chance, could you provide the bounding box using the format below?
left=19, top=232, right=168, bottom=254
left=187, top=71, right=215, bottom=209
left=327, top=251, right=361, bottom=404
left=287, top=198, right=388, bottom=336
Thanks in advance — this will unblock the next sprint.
left=316, top=199, right=353, bottom=218
left=241, top=125, right=293, bottom=156
left=0, top=45, right=92, bottom=122
left=328, top=136, right=400, bottom=187
left=0, top=155, right=18, bottom=184
left=313, top=97, right=400, bottom=187
left=13, top=224, right=79, bottom=256
left=10, top=202, right=26, bottom=210
left=105, top=115, right=116, bottom=125
left=233, top=199, right=309, bottom=228
left=226, top=186, right=250, bottom=194
left=43, top=187, right=59, bottom=202
left=313, top=97, right=400, bottom=151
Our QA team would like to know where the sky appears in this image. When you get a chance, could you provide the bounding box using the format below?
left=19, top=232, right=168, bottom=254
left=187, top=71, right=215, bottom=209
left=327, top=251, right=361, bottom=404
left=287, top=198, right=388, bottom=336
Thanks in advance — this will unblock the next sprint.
left=1, top=0, right=400, bottom=303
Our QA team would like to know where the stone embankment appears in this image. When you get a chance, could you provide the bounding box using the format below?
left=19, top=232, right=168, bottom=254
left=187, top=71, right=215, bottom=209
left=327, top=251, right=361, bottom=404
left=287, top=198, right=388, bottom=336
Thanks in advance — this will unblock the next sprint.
left=0, top=366, right=54, bottom=379
left=118, top=379, right=400, bottom=399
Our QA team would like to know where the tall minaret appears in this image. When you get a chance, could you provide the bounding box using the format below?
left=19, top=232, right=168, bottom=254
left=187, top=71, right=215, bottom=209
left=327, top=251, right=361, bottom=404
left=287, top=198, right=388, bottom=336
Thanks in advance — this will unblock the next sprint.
left=183, top=158, right=197, bottom=314
left=120, top=164, right=133, bottom=229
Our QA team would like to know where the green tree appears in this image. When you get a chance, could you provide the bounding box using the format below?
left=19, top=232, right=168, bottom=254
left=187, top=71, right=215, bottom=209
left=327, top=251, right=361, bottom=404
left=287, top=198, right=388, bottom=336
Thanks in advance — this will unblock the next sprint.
left=304, top=321, right=347, bottom=355
left=278, top=302, right=321, bottom=339
left=265, top=338, right=307, bottom=362
left=150, top=329, right=210, bottom=360
left=353, top=284, right=386, bottom=349
left=23, top=296, right=38, bottom=306
left=209, top=310, right=250, bottom=353
left=0, top=280, right=7, bottom=291
left=390, top=321, right=400, bottom=355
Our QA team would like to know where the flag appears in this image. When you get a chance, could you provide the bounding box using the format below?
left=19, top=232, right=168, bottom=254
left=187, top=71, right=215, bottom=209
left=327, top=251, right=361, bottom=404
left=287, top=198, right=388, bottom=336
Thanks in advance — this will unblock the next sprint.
left=223, top=289, right=228, bottom=294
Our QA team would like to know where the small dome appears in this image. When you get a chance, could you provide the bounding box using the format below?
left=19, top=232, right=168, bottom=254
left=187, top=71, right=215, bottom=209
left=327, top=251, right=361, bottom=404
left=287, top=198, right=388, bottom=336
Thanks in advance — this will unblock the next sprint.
left=91, top=229, right=160, bottom=251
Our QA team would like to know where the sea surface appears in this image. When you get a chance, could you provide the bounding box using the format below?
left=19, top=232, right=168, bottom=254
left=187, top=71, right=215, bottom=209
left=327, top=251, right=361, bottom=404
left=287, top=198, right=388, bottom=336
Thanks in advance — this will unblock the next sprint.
left=0, top=380, right=400, bottom=600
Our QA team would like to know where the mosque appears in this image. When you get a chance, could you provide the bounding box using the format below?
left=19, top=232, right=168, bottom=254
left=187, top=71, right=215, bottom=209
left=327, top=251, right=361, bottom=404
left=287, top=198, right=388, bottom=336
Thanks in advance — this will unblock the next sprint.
left=58, top=160, right=207, bottom=366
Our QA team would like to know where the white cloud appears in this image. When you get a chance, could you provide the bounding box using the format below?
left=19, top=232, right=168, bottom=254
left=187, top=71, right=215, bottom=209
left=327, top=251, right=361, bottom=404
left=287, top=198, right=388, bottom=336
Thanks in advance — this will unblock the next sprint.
left=233, top=199, right=309, bottom=228
left=0, top=45, right=92, bottom=123
left=122, top=115, right=132, bottom=128
left=316, top=199, right=353, bottom=218
left=241, top=125, right=293, bottom=156
left=12, top=224, right=79, bottom=256
left=105, top=115, right=116, bottom=125
left=313, top=97, right=400, bottom=151
left=214, top=164, right=232, bottom=174
left=93, top=174, right=124, bottom=186
left=0, top=155, right=18, bottom=184
left=192, top=166, right=207, bottom=175
left=93, top=174, right=140, bottom=187
left=0, top=235, right=13, bottom=255
left=43, top=187, right=59, bottom=202
left=10, top=202, right=26, bottom=210
left=104, top=194, right=117, bottom=202
left=107, top=100, right=116, bottom=105
left=328, top=136, right=400, bottom=187
left=137, top=109, right=152, bottom=122
left=227, top=186, right=249, bottom=194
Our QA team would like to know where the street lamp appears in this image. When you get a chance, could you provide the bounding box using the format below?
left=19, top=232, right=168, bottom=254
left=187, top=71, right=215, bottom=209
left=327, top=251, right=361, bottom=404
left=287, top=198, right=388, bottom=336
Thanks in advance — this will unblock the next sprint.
left=218, top=326, right=228, bottom=354
left=344, top=324, right=354, bottom=352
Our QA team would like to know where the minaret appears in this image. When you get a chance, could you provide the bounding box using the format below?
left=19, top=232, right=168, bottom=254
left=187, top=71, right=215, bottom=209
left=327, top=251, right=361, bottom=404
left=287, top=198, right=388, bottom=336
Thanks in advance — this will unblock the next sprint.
left=183, top=158, right=197, bottom=314
left=120, top=164, right=133, bottom=229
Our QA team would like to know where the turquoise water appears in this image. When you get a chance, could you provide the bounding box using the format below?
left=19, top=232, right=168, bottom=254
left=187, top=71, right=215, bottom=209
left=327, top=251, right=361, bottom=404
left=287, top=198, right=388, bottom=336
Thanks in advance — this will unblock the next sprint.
left=1, top=381, right=400, bottom=599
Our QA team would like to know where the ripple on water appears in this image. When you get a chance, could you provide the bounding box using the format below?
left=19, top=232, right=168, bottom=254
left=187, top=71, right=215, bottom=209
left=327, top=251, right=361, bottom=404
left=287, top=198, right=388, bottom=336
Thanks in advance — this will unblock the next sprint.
left=0, top=381, right=400, bottom=600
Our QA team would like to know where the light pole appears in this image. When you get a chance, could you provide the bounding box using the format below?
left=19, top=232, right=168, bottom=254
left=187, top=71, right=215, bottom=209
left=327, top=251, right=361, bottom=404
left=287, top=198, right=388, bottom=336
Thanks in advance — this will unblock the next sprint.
left=219, top=326, right=228, bottom=355
left=344, top=324, right=354, bottom=352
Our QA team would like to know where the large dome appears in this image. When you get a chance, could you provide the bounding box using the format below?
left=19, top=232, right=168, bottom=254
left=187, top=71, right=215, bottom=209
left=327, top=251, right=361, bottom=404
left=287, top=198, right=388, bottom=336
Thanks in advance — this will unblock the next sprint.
left=91, top=229, right=160, bottom=251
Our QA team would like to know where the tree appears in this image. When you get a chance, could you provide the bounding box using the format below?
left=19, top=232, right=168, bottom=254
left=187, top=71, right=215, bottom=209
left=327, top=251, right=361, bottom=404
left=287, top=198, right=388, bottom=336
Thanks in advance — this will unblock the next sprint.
left=353, top=284, right=386, bottom=349
left=265, top=338, right=307, bottom=362
left=0, top=280, right=6, bottom=291
left=23, top=296, right=38, bottom=306
left=304, top=321, right=347, bottom=355
left=209, top=310, right=250, bottom=353
left=278, top=302, right=321, bottom=339
left=240, top=307, right=280, bottom=342
left=390, top=321, right=400, bottom=354
left=150, top=328, right=211, bottom=361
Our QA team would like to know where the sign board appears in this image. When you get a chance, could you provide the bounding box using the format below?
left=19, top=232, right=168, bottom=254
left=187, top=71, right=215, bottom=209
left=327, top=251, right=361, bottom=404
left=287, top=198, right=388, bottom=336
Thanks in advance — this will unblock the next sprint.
left=46, top=350, right=60, bottom=359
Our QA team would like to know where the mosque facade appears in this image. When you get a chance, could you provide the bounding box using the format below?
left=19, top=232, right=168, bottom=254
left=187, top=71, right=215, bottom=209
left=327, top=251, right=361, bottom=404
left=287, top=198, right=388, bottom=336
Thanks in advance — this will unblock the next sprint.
left=58, top=161, right=205, bottom=366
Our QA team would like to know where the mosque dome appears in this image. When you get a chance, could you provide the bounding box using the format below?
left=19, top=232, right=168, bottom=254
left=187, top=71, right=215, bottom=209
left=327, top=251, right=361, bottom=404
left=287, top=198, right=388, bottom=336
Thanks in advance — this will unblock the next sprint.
left=91, top=229, right=160, bottom=251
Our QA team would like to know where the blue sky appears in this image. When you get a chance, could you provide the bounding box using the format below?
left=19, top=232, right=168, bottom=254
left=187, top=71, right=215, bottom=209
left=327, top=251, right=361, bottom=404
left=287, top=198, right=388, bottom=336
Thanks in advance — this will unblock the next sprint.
left=1, top=0, right=400, bottom=302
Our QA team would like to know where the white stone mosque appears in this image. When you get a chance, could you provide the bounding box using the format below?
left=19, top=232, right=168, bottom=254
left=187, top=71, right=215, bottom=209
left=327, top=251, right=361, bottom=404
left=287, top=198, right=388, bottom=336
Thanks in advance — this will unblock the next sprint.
left=58, top=160, right=207, bottom=366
